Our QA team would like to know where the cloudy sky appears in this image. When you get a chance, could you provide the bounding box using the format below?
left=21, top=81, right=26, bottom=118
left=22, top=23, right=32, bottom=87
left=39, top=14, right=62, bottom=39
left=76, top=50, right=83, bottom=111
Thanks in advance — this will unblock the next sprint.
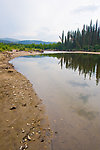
left=0, top=0, right=100, bottom=41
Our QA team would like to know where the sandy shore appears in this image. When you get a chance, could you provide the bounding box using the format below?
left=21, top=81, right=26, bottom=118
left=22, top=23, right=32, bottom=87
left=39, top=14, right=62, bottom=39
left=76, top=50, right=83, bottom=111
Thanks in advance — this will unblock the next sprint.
left=68, top=51, right=100, bottom=55
left=0, top=51, right=52, bottom=150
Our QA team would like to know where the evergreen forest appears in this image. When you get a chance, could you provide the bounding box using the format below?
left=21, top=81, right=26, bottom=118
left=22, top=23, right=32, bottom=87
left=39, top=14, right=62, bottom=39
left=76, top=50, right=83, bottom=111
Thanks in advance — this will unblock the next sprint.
left=0, top=20, right=100, bottom=52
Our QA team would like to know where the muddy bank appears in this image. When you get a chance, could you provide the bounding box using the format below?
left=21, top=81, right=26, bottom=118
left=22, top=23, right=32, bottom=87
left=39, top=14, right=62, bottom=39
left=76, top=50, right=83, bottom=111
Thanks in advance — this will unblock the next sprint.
left=0, top=51, right=52, bottom=150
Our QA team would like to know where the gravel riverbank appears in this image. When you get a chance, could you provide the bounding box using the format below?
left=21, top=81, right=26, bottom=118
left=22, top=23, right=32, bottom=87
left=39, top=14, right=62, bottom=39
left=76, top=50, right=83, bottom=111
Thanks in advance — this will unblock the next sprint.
left=0, top=51, right=52, bottom=150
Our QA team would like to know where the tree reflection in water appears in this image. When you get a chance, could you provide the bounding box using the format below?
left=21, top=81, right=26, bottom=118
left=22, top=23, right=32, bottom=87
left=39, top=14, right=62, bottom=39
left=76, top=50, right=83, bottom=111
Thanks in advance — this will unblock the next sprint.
left=43, top=53, right=100, bottom=85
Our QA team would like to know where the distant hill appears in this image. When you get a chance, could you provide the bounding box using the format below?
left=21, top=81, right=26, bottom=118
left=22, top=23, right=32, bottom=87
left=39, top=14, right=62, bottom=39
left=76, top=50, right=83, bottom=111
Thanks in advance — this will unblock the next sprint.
left=18, top=40, right=55, bottom=45
left=0, top=40, right=12, bottom=44
left=0, top=38, right=56, bottom=45
left=0, top=38, right=19, bottom=43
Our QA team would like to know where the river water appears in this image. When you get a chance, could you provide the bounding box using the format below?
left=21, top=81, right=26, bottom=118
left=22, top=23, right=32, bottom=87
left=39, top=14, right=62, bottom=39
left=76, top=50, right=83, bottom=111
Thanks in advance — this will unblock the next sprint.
left=10, top=52, right=100, bottom=150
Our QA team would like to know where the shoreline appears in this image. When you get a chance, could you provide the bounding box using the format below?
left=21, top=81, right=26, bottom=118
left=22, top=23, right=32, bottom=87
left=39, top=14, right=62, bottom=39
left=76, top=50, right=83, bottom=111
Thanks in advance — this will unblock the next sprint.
left=0, top=51, right=52, bottom=150
left=67, top=51, right=100, bottom=55
left=44, top=49, right=100, bottom=55
left=0, top=50, right=100, bottom=149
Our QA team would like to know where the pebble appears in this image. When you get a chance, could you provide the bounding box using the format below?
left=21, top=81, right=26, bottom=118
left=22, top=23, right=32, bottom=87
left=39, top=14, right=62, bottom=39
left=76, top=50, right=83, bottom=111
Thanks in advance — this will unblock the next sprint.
left=41, top=139, right=44, bottom=142
left=27, top=135, right=31, bottom=141
left=38, top=108, right=42, bottom=111
left=19, top=144, right=28, bottom=150
left=8, top=69, right=13, bottom=73
left=19, top=146, right=23, bottom=150
left=22, top=129, right=25, bottom=133
left=33, top=138, right=35, bottom=141
left=24, top=139, right=27, bottom=142
left=22, top=103, right=26, bottom=107
left=32, top=132, right=35, bottom=135
left=10, top=106, right=16, bottom=110
left=55, top=131, right=58, bottom=134
left=38, top=131, right=41, bottom=134
left=24, top=143, right=28, bottom=149
left=26, top=123, right=30, bottom=126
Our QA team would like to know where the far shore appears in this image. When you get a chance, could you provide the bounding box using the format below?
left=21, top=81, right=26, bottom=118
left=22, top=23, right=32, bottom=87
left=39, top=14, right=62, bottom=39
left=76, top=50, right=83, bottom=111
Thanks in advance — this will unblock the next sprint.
left=66, top=51, right=100, bottom=55
left=45, top=49, right=100, bottom=55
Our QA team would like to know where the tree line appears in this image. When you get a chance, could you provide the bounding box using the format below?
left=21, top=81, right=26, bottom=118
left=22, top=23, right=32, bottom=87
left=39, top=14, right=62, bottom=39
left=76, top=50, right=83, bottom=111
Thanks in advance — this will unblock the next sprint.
left=0, top=20, right=100, bottom=52
left=0, top=42, right=62, bottom=52
left=59, top=20, right=100, bottom=51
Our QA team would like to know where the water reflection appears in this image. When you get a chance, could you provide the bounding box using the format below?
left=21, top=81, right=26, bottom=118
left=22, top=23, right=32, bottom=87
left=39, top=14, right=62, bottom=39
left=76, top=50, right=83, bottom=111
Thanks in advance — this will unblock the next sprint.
left=69, top=81, right=89, bottom=87
left=42, top=53, right=100, bottom=85
left=10, top=53, right=100, bottom=150
left=76, top=108, right=98, bottom=120
left=79, top=94, right=90, bottom=104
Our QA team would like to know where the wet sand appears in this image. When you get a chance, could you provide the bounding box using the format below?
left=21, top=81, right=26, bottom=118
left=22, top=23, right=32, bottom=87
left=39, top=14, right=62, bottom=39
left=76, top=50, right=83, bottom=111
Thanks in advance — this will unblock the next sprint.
left=0, top=51, right=52, bottom=150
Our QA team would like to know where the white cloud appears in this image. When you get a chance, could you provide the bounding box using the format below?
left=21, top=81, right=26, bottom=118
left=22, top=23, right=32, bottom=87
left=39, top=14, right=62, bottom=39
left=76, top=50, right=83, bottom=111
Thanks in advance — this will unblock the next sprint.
left=0, top=0, right=100, bottom=41
left=73, top=5, right=100, bottom=13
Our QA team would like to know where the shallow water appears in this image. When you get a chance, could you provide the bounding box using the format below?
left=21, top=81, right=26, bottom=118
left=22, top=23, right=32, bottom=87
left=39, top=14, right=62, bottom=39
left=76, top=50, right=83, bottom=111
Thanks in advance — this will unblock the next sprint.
left=10, top=53, right=100, bottom=150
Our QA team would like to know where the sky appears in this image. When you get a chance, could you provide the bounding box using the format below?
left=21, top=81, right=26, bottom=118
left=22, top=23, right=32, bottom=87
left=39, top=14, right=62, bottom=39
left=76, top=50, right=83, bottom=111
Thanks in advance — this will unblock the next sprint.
left=0, top=0, right=100, bottom=42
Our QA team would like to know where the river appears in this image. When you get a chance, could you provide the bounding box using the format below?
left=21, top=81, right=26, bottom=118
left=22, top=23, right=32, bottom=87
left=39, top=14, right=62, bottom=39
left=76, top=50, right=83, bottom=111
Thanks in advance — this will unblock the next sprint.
left=10, top=52, right=100, bottom=150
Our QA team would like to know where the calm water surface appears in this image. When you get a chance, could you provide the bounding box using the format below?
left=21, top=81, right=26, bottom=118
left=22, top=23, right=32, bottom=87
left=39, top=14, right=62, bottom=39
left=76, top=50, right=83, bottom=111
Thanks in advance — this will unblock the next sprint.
left=10, top=53, right=100, bottom=150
